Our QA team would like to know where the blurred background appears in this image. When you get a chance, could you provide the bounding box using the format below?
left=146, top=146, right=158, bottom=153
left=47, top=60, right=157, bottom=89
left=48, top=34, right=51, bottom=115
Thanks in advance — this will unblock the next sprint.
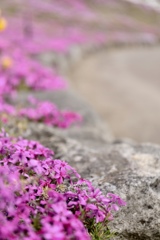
left=1, top=0, right=160, bottom=143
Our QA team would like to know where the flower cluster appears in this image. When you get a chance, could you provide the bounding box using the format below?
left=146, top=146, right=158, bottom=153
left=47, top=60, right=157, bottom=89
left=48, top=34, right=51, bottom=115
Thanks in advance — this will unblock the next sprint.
left=0, top=14, right=81, bottom=130
left=19, top=99, right=82, bottom=128
left=0, top=0, right=158, bottom=58
left=0, top=131, right=126, bottom=239
left=0, top=97, right=82, bottom=128
left=0, top=54, right=66, bottom=97
left=0, top=165, right=90, bottom=240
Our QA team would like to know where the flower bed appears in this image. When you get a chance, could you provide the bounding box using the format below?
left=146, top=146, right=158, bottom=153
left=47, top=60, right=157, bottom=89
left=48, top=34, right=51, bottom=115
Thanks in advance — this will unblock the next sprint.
left=0, top=2, right=139, bottom=238
left=0, top=131, right=126, bottom=239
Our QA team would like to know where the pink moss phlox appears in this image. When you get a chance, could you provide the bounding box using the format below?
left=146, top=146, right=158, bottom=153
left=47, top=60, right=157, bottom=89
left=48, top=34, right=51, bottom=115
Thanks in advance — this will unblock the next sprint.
left=19, top=99, right=82, bottom=128
left=0, top=131, right=126, bottom=239
left=0, top=97, right=82, bottom=128
left=0, top=53, right=66, bottom=96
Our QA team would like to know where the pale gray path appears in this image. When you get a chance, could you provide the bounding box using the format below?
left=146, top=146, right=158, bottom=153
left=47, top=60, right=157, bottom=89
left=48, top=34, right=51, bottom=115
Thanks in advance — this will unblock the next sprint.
left=68, top=46, right=160, bottom=143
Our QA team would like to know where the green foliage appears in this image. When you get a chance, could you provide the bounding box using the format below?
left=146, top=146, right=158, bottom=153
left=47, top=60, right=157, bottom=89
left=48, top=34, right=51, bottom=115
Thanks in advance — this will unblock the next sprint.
left=86, top=218, right=115, bottom=240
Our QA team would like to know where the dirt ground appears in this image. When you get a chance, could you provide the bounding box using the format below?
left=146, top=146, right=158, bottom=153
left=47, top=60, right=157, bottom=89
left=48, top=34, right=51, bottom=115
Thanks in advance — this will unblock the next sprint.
left=67, top=46, right=160, bottom=144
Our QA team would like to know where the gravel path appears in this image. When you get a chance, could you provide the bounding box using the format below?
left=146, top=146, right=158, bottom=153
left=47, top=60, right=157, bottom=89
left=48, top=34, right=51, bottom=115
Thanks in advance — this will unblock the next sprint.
left=68, top=46, right=160, bottom=143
